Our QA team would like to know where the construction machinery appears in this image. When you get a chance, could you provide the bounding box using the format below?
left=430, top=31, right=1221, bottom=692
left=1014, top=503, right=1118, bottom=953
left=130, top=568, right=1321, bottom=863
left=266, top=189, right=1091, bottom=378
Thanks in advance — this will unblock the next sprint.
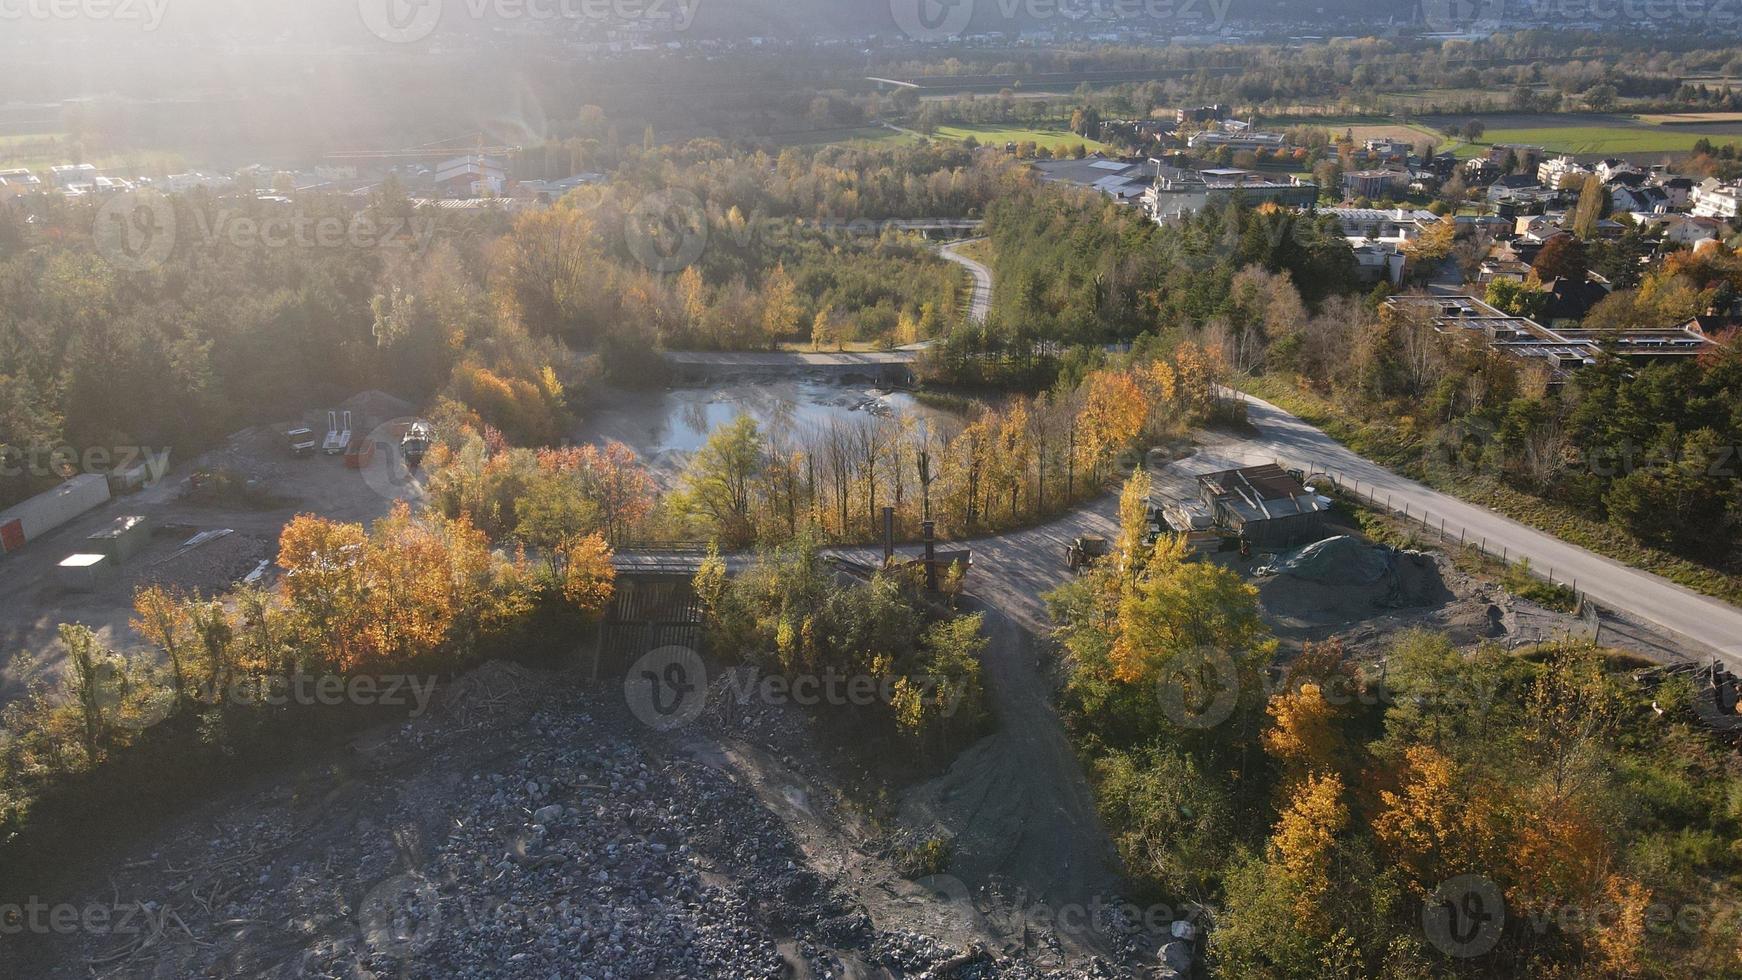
left=285, top=427, right=317, bottom=456
left=401, top=421, right=433, bottom=470
left=1066, top=535, right=1110, bottom=572
left=322, top=410, right=352, bottom=456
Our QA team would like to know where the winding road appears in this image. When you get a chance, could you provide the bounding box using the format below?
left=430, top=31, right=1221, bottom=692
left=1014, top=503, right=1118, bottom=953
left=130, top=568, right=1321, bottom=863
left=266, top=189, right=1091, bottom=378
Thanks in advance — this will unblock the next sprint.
left=940, top=238, right=993, bottom=324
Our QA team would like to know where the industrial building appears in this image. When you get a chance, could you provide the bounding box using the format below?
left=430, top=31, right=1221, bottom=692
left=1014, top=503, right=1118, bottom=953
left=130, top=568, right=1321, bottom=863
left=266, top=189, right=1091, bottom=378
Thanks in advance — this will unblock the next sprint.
left=1197, top=464, right=1331, bottom=548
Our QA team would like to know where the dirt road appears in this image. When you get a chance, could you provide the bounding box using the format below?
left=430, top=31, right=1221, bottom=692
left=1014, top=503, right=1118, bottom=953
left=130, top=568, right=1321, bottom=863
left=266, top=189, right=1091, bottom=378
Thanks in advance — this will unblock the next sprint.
left=1225, top=391, right=1742, bottom=668
left=940, top=239, right=993, bottom=323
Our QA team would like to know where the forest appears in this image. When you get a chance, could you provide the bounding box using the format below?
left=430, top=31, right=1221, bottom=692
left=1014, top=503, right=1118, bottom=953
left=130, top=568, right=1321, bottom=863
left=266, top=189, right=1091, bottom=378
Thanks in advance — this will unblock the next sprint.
left=0, top=141, right=1019, bottom=508
left=1049, top=474, right=1742, bottom=978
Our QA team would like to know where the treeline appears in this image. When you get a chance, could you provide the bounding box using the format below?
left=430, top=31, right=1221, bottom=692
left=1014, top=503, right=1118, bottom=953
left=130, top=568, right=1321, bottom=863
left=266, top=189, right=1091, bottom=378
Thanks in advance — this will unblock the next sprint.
left=1301, top=260, right=1742, bottom=565
left=0, top=141, right=1014, bottom=507
left=882, top=34, right=1738, bottom=131
left=963, top=188, right=1358, bottom=356
left=663, top=342, right=1234, bottom=549
left=0, top=500, right=619, bottom=847
left=1050, top=478, right=1742, bottom=977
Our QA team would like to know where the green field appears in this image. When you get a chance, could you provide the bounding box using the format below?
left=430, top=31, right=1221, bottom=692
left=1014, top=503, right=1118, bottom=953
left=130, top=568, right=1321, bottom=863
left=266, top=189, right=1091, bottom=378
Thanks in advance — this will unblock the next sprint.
left=767, top=126, right=919, bottom=148
left=931, top=125, right=1111, bottom=154
left=1442, top=115, right=1742, bottom=159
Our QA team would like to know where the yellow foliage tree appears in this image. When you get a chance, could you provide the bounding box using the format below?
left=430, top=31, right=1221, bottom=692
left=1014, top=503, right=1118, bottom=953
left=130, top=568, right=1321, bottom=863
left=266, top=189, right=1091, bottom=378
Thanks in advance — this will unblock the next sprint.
left=1269, top=771, right=1349, bottom=932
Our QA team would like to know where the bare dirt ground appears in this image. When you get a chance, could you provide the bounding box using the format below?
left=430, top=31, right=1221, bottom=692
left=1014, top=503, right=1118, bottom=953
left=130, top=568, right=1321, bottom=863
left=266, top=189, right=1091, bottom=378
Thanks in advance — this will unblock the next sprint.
left=0, top=398, right=424, bottom=705
left=0, top=659, right=1153, bottom=979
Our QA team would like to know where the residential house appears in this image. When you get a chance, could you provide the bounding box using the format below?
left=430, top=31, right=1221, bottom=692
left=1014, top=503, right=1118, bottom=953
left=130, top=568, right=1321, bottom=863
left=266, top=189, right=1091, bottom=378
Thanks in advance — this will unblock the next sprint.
left=1463, top=158, right=1502, bottom=185
left=1691, top=178, right=1742, bottom=219
left=1539, top=277, right=1612, bottom=322
left=1319, top=206, right=1440, bottom=240
left=1364, top=137, right=1415, bottom=161
left=1611, top=184, right=1670, bottom=214
left=1660, top=175, right=1695, bottom=208
left=1595, top=159, right=1639, bottom=183
left=1537, top=155, right=1593, bottom=190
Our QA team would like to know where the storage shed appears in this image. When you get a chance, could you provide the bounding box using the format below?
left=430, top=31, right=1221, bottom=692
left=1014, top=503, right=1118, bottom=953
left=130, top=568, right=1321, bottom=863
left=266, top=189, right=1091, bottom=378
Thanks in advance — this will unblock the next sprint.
left=1197, top=464, right=1330, bottom=549
left=87, top=515, right=151, bottom=563
left=57, top=552, right=113, bottom=590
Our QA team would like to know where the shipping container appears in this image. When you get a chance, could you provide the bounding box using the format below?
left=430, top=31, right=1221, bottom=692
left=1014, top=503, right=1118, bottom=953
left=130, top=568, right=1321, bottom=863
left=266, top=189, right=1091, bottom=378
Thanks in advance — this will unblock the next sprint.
left=0, top=474, right=111, bottom=555
left=87, top=515, right=151, bottom=563
left=107, top=451, right=171, bottom=494
left=57, top=553, right=113, bottom=591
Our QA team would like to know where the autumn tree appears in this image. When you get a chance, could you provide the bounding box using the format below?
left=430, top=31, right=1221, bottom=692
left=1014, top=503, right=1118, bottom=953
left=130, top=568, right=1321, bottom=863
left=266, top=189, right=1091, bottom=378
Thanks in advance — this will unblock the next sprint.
left=760, top=264, right=801, bottom=349
left=132, top=585, right=193, bottom=704
left=561, top=532, right=617, bottom=619
left=676, top=415, right=765, bottom=546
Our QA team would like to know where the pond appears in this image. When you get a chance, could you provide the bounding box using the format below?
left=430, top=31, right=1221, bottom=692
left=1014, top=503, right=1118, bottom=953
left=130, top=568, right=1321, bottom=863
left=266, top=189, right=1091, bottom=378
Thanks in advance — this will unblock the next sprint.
left=577, top=380, right=965, bottom=483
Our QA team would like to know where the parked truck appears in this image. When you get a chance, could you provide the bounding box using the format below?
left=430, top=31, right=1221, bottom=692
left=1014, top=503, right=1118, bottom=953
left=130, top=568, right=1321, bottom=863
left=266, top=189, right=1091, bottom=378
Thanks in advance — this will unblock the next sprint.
left=285, top=427, right=318, bottom=456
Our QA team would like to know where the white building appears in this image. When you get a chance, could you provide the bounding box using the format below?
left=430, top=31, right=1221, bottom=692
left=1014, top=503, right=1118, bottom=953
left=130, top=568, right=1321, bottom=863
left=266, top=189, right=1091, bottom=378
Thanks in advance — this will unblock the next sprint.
left=432, top=155, right=508, bottom=198
left=48, top=163, right=98, bottom=187
left=1690, top=178, right=1742, bottom=220
left=1536, top=155, right=1592, bottom=190
left=1186, top=130, right=1286, bottom=151
left=1317, top=206, right=1440, bottom=240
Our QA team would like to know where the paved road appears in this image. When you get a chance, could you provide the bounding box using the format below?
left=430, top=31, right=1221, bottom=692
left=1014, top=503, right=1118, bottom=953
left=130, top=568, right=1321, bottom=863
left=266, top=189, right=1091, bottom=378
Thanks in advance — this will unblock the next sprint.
left=940, top=238, right=992, bottom=323
left=1226, top=390, right=1742, bottom=665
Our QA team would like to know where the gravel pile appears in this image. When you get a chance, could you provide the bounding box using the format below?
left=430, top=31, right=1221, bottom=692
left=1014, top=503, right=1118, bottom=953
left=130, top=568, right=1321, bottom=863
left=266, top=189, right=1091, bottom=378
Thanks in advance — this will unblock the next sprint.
left=22, top=675, right=1141, bottom=979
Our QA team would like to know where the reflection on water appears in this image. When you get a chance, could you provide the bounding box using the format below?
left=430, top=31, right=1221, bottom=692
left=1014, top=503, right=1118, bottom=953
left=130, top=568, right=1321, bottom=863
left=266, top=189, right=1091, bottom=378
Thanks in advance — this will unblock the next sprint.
left=578, top=380, right=963, bottom=479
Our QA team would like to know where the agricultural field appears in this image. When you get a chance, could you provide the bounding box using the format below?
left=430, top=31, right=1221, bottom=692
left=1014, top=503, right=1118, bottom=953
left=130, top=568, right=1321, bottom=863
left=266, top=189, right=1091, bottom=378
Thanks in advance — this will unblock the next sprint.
left=1433, top=112, right=1742, bottom=159
left=930, top=124, right=1111, bottom=153
left=766, top=125, right=918, bottom=148
left=1260, top=115, right=1445, bottom=146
